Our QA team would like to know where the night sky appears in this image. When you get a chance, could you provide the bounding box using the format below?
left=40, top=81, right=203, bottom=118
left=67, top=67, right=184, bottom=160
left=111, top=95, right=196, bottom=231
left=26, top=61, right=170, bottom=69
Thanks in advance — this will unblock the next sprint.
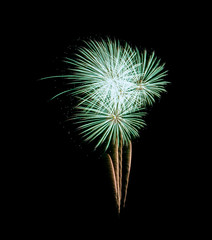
left=20, top=3, right=203, bottom=238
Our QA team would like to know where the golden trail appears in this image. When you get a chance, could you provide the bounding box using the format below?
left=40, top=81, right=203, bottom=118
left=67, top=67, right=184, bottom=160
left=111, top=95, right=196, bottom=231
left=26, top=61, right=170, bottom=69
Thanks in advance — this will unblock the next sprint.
left=121, top=141, right=132, bottom=209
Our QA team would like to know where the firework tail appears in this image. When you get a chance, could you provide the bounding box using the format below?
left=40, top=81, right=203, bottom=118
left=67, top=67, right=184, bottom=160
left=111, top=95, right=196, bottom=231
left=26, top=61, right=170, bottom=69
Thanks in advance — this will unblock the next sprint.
left=103, top=153, right=119, bottom=212
left=118, top=136, right=122, bottom=205
left=121, top=141, right=132, bottom=209
left=110, top=139, right=120, bottom=212
left=105, top=137, right=132, bottom=214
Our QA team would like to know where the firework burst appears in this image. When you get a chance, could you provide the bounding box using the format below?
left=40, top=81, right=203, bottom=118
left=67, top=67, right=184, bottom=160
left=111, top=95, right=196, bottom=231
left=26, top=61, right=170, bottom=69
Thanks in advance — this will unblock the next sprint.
left=71, top=96, right=146, bottom=150
left=42, top=38, right=168, bottom=214
left=65, top=39, right=136, bottom=107
left=131, top=49, right=169, bottom=106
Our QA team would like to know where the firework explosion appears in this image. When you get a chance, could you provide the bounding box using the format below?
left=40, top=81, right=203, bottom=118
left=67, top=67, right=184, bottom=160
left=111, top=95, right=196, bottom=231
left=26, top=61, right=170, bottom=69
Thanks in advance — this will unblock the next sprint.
left=43, top=38, right=168, bottom=214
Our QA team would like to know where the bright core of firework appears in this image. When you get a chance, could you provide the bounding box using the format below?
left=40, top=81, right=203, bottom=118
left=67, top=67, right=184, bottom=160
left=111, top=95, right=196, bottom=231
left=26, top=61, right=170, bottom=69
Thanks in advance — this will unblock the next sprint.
left=59, top=38, right=168, bottom=149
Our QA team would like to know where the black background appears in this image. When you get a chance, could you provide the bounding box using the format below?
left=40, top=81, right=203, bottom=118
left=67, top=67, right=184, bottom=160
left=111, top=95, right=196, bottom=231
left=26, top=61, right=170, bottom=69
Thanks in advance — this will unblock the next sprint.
left=15, top=2, right=206, bottom=238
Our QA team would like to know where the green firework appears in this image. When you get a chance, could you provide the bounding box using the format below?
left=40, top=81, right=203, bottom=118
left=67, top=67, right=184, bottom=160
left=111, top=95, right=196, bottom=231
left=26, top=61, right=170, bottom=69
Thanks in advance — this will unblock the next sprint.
left=48, top=38, right=168, bottom=150
left=72, top=96, right=146, bottom=150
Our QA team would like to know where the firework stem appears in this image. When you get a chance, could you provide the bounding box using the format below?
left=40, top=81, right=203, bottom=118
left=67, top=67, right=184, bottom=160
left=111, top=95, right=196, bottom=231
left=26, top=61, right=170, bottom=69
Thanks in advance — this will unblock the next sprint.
left=118, top=136, right=123, bottom=205
left=110, top=139, right=120, bottom=213
left=103, top=153, right=119, bottom=211
left=121, top=141, right=132, bottom=209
